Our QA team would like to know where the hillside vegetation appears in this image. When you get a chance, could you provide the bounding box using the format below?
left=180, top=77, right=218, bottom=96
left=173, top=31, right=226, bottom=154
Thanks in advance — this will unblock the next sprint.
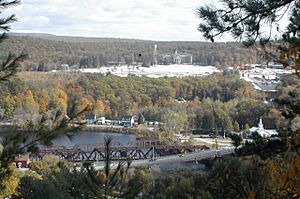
left=0, top=34, right=261, bottom=71
left=0, top=71, right=283, bottom=138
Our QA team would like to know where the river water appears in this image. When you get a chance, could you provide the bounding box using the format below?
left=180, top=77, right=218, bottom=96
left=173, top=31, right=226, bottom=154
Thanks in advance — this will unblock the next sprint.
left=49, top=132, right=208, bottom=170
left=52, top=132, right=136, bottom=148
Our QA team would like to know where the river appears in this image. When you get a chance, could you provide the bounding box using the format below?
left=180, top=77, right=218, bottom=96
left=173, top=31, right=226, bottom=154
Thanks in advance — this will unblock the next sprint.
left=49, top=132, right=208, bottom=171
left=52, top=132, right=136, bottom=148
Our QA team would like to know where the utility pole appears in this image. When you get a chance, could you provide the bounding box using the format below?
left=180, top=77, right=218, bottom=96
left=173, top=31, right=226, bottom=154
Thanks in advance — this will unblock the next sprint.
left=152, top=145, right=155, bottom=161
left=153, top=45, right=157, bottom=66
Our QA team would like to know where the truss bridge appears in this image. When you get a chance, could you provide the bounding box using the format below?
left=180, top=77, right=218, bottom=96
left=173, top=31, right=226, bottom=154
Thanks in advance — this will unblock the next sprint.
left=32, top=139, right=209, bottom=162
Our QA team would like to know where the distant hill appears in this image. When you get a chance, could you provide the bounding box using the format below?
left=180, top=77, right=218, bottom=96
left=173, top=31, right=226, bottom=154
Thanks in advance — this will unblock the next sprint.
left=0, top=33, right=261, bottom=71
left=9, top=32, right=150, bottom=43
left=10, top=32, right=56, bottom=38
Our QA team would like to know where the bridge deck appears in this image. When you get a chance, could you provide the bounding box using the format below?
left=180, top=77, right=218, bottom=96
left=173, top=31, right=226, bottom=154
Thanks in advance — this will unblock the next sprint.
left=32, top=141, right=210, bottom=162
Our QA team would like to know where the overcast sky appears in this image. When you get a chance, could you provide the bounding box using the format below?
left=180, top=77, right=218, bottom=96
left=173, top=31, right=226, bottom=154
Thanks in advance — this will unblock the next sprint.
left=4, top=0, right=221, bottom=41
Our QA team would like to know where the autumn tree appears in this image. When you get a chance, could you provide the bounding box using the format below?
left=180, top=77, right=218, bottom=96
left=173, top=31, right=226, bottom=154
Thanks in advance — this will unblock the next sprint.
left=209, top=157, right=274, bottom=198
left=161, top=109, right=187, bottom=139
left=121, top=166, right=152, bottom=199
left=0, top=94, right=17, bottom=119
left=197, top=0, right=300, bottom=197
left=0, top=1, right=88, bottom=197
left=81, top=138, right=132, bottom=199
left=50, top=88, right=68, bottom=113
left=37, top=90, right=49, bottom=114
left=0, top=0, right=25, bottom=196
left=15, top=138, right=132, bottom=199
left=94, top=99, right=106, bottom=116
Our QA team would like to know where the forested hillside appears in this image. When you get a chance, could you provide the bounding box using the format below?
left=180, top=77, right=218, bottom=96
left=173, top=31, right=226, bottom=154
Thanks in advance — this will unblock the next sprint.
left=0, top=34, right=261, bottom=71
left=0, top=71, right=283, bottom=137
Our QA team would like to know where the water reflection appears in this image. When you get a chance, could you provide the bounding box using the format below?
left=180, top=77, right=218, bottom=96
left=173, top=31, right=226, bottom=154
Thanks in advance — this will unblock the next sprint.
left=52, top=132, right=136, bottom=148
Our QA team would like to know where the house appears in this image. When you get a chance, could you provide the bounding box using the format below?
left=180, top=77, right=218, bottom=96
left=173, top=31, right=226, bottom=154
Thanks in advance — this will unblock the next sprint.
left=95, top=117, right=106, bottom=125
left=250, top=118, right=278, bottom=138
left=158, top=50, right=193, bottom=65
left=120, top=116, right=135, bottom=127
left=60, top=64, right=70, bottom=70
left=176, top=134, right=190, bottom=143
left=173, top=50, right=193, bottom=64
left=15, top=155, right=30, bottom=168
left=85, top=114, right=97, bottom=124
left=107, top=61, right=126, bottom=67
left=105, top=118, right=121, bottom=125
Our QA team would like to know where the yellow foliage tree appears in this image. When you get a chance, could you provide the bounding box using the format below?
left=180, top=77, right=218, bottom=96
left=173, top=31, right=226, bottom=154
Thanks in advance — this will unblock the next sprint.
left=2, top=94, right=17, bottom=118
left=0, top=164, right=20, bottom=197
left=19, top=90, right=38, bottom=112
left=94, top=100, right=106, bottom=116
left=75, top=97, right=91, bottom=121
left=38, top=90, right=49, bottom=114
left=51, top=88, right=68, bottom=113
left=267, top=155, right=300, bottom=198
left=130, top=102, right=139, bottom=115
left=280, top=46, right=300, bottom=77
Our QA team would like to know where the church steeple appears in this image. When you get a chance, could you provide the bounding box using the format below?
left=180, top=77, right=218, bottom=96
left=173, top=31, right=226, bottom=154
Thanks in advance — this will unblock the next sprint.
left=258, top=117, right=264, bottom=130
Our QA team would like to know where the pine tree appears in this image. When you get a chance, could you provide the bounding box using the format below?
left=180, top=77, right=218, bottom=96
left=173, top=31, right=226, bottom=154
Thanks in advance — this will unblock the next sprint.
left=197, top=0, right=300, bottom=75
left=0, top=1, right=88, bottom=197
left=197, top=1, right=300, bottom=197
left=0, top=1, right=26, bottom=81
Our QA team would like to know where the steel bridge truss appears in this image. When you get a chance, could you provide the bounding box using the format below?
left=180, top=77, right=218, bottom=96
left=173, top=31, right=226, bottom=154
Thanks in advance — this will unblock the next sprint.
left=31, top=140, right=209, bottom=162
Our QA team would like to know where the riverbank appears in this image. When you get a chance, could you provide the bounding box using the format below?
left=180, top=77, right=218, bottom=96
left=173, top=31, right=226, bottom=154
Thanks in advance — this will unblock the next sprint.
left=82, top=124, right=158, bottom=139
left=0, top=123, right=156, bottom=138
left=82, top=124, right=135, bottom=134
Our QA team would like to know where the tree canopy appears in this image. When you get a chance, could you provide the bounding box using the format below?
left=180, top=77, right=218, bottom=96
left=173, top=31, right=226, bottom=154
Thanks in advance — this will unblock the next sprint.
left=0, top=1, right=89, bottom=197
left=198, top=1, right=300, bottom=197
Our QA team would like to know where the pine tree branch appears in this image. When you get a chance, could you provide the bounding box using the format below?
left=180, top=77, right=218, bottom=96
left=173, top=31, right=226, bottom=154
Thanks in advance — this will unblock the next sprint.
left=0, top=14, right=17, bottom=31
left=0, top=0, right=20, bottom=9
left=197, top=0, right=296, bottom=45
left=0, top=53, right=27, bottom=82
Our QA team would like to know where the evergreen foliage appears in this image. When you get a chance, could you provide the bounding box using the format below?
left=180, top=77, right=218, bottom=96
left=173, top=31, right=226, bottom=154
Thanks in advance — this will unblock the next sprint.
left=0, top=34, right=261, bottom=70
left=197, top=0, right=300, bottom=75
left=198, top=1, right=300, bottom=197
left=0, top=1, right=89, bottom=197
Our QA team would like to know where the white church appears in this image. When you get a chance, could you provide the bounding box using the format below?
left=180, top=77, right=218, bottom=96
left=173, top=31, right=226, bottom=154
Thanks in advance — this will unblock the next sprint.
left=249, top=118, right=278, bottom=138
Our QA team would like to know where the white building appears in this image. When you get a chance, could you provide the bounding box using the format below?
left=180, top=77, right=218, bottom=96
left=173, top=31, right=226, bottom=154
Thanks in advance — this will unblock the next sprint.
left=120, top=116, right=135, bottom=127
left=159, top=50, right=193, bottom=65
left=249, top=118, right=278, bottom=138
left=175, top=134, right=190, bottom=143
left=96, top=117, right=106, bottom=125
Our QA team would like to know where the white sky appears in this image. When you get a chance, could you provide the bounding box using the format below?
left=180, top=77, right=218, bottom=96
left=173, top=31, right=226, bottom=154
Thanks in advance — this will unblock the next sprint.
left=3, top=0, right=219, bottom=41
left=3, top=0, right=289, bottom=41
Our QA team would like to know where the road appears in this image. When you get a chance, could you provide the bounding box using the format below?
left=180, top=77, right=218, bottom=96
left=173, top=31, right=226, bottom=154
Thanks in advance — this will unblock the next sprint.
left=92, top=147, right=234, bottom=170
